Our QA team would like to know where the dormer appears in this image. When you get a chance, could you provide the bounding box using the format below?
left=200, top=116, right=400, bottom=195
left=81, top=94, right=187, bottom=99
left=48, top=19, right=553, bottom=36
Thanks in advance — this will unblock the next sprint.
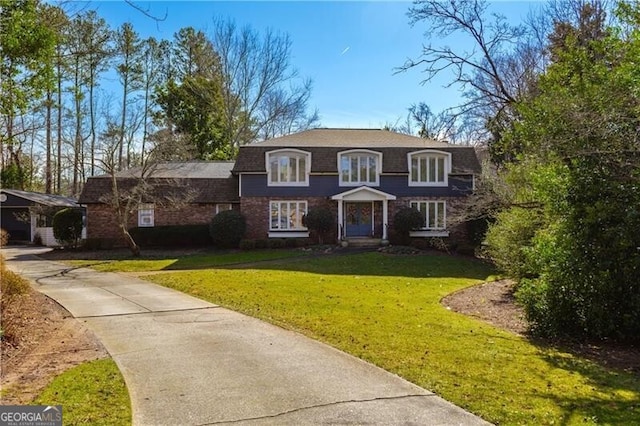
left=407, top=150, right=451, bottom=187
left=265, top=149, right=311, bottom=186
left=338, top=149, right=382, bottom=187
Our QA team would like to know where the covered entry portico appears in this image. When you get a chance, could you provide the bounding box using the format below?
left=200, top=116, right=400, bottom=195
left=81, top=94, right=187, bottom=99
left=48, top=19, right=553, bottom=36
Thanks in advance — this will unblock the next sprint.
left=331, top=186, right=396, bottom=240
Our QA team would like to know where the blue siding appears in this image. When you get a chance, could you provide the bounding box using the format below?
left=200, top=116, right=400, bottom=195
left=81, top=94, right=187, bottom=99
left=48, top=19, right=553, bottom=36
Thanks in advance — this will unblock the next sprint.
left=241, top=174, right=473, bottom=197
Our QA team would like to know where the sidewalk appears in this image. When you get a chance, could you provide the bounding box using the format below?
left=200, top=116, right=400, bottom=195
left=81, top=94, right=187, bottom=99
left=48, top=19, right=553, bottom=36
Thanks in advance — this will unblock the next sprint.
left=3, top=246, right=490, bottom=425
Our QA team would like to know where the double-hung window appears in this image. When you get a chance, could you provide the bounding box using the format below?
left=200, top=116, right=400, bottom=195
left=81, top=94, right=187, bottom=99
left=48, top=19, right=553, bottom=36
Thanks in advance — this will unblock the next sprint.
left=339, top=150, right=381, bottom=186
left=408, top=151, right=449, bottom=186
left=270, top=201, right=308, bottom=231
left=138, top=203, right=155, bottom=227
left=267, top=150, right=310, bottom=186
left=410, top=201, right=446, bottom=230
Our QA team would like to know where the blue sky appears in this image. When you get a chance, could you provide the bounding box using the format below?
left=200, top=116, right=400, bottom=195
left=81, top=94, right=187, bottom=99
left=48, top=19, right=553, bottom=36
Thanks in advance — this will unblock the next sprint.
left=87, top=1, right=535, bottom=129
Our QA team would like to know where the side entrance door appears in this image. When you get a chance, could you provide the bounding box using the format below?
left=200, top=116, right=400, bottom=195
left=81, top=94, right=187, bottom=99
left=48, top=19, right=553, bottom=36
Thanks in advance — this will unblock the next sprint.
left=345, top=202, right=372, bottom=237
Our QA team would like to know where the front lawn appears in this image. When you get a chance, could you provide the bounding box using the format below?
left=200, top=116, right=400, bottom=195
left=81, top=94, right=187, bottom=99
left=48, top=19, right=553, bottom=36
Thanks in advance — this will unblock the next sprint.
left=113, top=251, right=638, bottom=424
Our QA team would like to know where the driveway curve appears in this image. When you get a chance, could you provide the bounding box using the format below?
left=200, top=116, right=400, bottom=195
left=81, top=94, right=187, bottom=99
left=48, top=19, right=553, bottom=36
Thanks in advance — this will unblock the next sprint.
left=3, top=246, right=490, bottom=425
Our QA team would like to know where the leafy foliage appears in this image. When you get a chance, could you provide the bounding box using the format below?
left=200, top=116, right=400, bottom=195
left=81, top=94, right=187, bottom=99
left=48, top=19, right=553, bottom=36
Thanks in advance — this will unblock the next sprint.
left=52, top=208, right=83, bottom=248
left=129, top=225, right=212, bottom=248
left=209, top=209, right=246, bottom=248
left=392, top=207, right=424, bottom=235
left=487, top=2, right=640, bottom=341
left=302, top=207, right=334, bottom=244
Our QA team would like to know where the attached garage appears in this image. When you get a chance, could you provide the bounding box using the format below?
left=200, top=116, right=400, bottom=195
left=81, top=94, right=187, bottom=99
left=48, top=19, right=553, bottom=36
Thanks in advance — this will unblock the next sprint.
left=0, top=189, right=82, bottom=245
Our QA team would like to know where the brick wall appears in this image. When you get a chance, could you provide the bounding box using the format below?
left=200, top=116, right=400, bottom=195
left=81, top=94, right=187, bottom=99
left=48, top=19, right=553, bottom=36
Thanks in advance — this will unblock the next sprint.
left=85, top=203, right=229, bottom=245
left=241, top=197, right=338, bottom=242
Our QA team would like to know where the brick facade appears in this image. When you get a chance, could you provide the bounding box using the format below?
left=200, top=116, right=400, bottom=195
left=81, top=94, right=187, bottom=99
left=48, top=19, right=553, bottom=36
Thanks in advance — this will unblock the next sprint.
left=85, top=203, right=237, bottom=245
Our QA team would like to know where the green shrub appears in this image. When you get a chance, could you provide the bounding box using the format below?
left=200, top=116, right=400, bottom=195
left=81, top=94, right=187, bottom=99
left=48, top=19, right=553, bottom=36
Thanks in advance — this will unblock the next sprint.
left=52, top=208, right=83, bottom=248
left=82, top=238, right=117, bottom=250
left=302, top=207, right=335, bottom=244
left=255, top=239, right=268, bottom=249
left=484, top=207, right=542, bottom=280
left=284, top=238, right=298, bottom=248
left=393, top=207, right=424, bottom=235
left=239, top=239, right=256, bottom=250
left=130, top=224, right=212, bottom=248
left=267, top=238, right=285, bottom=249
left=296, top=237, right=312, bottom=248
left=209, top=210, right=246, bottom=248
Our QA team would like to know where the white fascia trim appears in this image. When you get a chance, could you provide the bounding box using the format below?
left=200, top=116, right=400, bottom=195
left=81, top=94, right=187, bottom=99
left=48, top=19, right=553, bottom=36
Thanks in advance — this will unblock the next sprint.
left=268, top=231, right=310, bottom=238
left=409, top=230, right=450, bottom=238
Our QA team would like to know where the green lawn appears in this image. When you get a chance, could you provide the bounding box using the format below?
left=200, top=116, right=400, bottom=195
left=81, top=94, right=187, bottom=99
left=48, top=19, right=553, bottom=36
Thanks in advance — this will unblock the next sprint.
left=66, top=249, right=307, bottom=272
left=34, top=359, right=131, bottom=426
left=103, top=250, right=639, bottom=425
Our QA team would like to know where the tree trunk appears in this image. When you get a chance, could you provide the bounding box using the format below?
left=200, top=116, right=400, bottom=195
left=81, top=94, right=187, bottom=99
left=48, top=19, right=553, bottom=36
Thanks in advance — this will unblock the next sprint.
left=45, top=87, right=53, bottom=193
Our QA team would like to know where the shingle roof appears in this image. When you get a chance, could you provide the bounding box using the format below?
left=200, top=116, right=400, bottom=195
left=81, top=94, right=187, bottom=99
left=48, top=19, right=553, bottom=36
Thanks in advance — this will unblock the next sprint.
left=0, top=189, right=79, bottom=207
left=234, top=129, right=480, bottom=174
left=252, top=128, right=452, bottom=148
left=79, top=162, right=239, bottom=204
left=110, top=161, right=235, bottom=179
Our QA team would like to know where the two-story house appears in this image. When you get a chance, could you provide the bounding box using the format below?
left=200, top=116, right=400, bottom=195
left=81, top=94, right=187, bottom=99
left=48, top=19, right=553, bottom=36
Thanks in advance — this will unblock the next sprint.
left=232, top=128, right=480, bottom=243
left=78, top=128, right=480, bottom=246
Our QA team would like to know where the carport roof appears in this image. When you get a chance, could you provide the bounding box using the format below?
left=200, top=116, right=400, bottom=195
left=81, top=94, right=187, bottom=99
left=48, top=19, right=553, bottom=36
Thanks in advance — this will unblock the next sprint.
left=0, top=189, right=79, bottom=207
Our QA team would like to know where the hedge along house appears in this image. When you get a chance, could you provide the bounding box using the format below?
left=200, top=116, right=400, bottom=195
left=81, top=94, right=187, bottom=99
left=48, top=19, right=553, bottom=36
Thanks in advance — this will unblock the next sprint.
left=232, top=128, right=481, bottom=244
left=0, top=188, right=84, bottom=246
left=78, top=162, right=239, bottom=246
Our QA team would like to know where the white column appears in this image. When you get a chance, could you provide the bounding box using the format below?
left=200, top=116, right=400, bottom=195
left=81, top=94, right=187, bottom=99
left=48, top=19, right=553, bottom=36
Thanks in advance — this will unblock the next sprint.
left=337, top=199, right=343, bottom=240
left=382, top=200, right=388, bottom=240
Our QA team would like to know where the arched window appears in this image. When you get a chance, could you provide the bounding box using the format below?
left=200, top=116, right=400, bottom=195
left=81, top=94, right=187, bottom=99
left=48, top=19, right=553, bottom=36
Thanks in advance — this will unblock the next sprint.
left=408, top=150, right=450, bottom=186
left=338, top=150, right=381, bottom=186
left=266, top=149, right=311, bottom=186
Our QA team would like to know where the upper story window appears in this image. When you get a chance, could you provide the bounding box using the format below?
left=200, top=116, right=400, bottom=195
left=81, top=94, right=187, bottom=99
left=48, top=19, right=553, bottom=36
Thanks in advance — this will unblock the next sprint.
left=408, top=150, right=450, bottom=186
left=339, top=150, right=381, bottom=186
left=266, top=149, right=310, bottom=186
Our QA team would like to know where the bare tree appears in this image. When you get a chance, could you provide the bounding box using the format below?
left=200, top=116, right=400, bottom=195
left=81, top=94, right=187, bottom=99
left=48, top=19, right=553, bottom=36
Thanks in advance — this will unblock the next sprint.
left=98, top=125, right=197, bottom=256
left=399, top=0, right=544, bottom=146
left=211, top=18, right=317, bottom=147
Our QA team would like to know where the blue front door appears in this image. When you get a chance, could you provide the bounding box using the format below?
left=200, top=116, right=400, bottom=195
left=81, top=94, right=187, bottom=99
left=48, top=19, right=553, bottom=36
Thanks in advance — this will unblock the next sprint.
left=345, top=202, right=372, bottom=237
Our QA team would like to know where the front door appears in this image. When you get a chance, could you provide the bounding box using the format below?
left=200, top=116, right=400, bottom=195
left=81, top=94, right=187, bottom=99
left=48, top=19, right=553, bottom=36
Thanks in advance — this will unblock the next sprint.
left=345, top=202, right=372, bottom=237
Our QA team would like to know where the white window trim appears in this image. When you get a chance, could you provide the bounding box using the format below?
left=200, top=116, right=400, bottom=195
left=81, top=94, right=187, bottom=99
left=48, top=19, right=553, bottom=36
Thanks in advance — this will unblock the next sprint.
left=138, top=203, right=155, bottom=227
left=407, top=150, right=451, bottom=187
left=265, top=149, right=311, bottom=187
left=409, top=200, right=447, bottom=232
left=215, top=203, right=233, bottom=214
left=338, top=149, right=382, bottom=187
left=269, top=200, right=308, bottom=233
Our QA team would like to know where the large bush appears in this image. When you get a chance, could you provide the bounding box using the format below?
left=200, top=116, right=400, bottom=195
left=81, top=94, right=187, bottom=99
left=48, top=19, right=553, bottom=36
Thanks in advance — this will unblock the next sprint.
left=391, top=207, right=424, bottom=245
left=52, top=208, right=83, bottom=248
left=302, top=207, right=334, bottom=244
left=484, top=207, right=542, bottom=280
left=209, top=210, right=246, bottom=248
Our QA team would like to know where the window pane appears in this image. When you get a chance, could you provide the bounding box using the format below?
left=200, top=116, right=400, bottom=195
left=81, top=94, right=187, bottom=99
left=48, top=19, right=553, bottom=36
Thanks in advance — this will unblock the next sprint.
left=350, top=157, right=358, bottom=181
left=341, top=156, right=350, bottom=182
left=298, top=157, right=306, bottom=182
left=359, top=156, right=368, bottom=182
left=420, top=157, right=427, bottom=182
left=428, top=202, right=436, bottom=228
left=369, top=157, right=377, bottom=182
left=437, top=202, right=445, bottom=228
left=411, top=158, right=418, bottom=182
left=437, top=157, right=445, bottom=182
left=279, top=157, right=288, bottom=182
left=429, top=157, right=436, bottom=182
left=270, top=157, right=278, bottom=182
left=290, top=158, right=298, bottom=182
left=270, top=203, right=279, bottom=229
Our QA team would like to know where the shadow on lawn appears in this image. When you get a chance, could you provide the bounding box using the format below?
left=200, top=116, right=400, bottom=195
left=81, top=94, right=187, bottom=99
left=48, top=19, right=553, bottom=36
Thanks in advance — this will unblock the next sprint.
left=536, top=347, right=640, bottom=424
left=166, top=249, right=495, bottom=280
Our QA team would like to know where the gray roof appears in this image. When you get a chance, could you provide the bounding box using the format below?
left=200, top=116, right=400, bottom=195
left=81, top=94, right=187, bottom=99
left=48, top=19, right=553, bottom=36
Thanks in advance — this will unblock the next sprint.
left=79, top=162, right=239, bottom=204
left=110, top=161, right=235, bottom=179
left=252, top=128, right=452, bottom=148
left=234, top=129, right=480, bottom=175
left=0, top=188, right=79, bottom=207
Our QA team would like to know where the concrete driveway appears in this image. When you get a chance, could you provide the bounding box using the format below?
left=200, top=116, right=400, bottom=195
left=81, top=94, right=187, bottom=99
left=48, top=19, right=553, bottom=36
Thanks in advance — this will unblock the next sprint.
left=3, top=246, right=490, bottom=425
